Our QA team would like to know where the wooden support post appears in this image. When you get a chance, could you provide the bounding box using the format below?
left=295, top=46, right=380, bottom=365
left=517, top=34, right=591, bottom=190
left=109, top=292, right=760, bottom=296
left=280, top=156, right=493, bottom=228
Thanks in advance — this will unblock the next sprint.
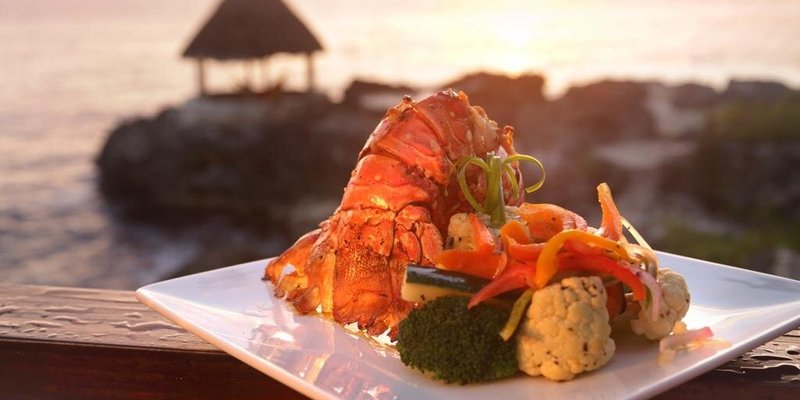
left=242, top=61, right=253, bottom=92
left=306, top=52, right=315, bottom=93
left=197, top=58, right=207, bottom=97
left=260, top=57, right=269, bottom=92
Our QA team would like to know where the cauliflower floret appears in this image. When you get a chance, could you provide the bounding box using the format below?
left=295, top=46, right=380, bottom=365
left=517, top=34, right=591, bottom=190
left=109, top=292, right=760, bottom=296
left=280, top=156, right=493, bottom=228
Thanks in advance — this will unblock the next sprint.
left=516, top=276, right=615, bottom=381
left=447, top=213, right=477, bottom=251
left=446, top=212, right=502, bottom=250
left=630, top=268, right=690, bottom=340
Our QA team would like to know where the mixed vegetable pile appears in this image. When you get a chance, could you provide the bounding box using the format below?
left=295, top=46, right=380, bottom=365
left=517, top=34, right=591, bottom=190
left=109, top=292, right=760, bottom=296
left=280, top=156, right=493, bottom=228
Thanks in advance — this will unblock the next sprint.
left=396, top=152, right=719, bottom=384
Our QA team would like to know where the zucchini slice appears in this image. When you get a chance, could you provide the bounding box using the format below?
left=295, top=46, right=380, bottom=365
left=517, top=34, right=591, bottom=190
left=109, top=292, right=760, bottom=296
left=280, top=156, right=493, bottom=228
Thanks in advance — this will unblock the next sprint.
left=402, top=265, right=517, bottom=306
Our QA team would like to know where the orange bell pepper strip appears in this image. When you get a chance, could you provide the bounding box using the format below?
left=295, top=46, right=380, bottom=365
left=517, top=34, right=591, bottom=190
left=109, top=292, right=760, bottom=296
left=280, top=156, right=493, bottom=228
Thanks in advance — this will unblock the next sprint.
left=564, top=236, right=611, bottom=257
left=597, top=183, right=623, bottom=241
left=500, top=219, right=544, bottom=262
left=534, top=229, right=628, bottom=288
left=433, top=249, right=507, bottom=280
left=519, top=203, right=588, bottom=241
left=468, top=260, right=535, bottom=308
left=558, top=253, right=646, bottom=302
left=468, top=213, right=496, bottom=253
left=500, top=219, right=531, bottom=246
left=506, top=239, right=545, bottom=262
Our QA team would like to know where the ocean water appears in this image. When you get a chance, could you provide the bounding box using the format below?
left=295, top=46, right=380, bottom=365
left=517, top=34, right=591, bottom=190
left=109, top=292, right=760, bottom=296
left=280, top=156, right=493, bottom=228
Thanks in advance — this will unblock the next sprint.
left=1, top=0, right=800, bottom=289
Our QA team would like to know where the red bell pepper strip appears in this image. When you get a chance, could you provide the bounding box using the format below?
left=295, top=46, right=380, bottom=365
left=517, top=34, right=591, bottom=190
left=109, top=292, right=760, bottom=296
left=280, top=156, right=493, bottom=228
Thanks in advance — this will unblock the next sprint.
left=468, top=260, right=535, bottom=308
left=558, top=253, right=646, bottom=302
left=535, top=229, right=628, bottom=288
left=604, top=281, right=626, bottom=320
left=468, top=213, right=496, bottom=254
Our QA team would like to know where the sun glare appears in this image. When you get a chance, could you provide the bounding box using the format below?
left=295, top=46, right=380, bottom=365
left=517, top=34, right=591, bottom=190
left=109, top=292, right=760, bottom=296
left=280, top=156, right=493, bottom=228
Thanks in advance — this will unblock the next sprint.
left=498, top=52, right=531, bottom=76
left=487, top=11, right=539, bottom=75
left=496, top=13, right=536, bottom=48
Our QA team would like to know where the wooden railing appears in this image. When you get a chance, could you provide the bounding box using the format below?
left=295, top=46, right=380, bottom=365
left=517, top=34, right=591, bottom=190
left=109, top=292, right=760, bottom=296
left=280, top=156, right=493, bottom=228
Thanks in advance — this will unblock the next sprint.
left=0, top=283, right=798, bottom=399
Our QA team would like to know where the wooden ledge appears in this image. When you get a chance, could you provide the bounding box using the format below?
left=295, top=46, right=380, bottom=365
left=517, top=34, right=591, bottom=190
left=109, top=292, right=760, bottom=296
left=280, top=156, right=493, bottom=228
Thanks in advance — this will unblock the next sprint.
left=1, top=283, right=798, bottom=399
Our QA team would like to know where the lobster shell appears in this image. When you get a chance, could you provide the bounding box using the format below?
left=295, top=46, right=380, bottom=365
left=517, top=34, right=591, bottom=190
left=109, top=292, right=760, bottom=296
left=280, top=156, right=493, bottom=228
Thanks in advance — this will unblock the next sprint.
left=265, top=90, right=524, bottom=335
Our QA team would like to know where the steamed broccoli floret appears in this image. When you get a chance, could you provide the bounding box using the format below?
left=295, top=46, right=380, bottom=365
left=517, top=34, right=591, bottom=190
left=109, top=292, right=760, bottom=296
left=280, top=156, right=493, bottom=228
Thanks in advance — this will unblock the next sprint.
left=396, top=295, right=518, bottom=384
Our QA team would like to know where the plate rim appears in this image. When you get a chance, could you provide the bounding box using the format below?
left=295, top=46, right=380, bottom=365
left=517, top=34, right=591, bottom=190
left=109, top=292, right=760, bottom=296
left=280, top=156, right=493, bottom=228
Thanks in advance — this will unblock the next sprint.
left=136, top=266, right=338, bottom=400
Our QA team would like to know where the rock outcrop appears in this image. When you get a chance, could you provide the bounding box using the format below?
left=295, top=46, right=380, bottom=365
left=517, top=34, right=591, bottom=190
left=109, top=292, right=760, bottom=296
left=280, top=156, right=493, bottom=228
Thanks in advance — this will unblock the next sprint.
left=97, top=92, right=374, bottom=238
left=96, top=75, right=800, bottom=277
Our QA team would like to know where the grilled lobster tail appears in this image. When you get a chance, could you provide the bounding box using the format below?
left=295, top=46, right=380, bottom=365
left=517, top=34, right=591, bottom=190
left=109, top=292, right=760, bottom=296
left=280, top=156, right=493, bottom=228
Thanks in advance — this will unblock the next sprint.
left=265, top=90, right=524, bottom=335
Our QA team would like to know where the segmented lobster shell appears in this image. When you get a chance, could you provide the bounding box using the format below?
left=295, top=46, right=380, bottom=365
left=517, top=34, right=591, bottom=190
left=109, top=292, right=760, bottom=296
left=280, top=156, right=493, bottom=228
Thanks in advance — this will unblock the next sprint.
left=265, top=90, right=524, bottom=335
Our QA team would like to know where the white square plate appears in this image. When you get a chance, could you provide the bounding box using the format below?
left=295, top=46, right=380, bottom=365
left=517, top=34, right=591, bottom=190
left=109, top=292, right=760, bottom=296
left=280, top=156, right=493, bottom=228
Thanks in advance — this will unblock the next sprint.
left=137, top=252, right=800, bottom=399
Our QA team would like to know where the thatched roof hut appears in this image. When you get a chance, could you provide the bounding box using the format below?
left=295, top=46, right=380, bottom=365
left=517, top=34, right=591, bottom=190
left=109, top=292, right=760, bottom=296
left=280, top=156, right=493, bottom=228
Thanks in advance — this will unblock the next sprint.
left=183, top=0, right=323, bottom=95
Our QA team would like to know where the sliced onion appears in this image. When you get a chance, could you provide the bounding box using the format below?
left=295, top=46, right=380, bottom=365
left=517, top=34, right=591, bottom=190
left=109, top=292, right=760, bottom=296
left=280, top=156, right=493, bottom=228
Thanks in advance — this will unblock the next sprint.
left=621, top=217, right=652, bottom=250
left=623, top=263, right=661, bottom=321
left=659, top=326, right=714, bottom=352
left=624, top=243, right=659, bottom=277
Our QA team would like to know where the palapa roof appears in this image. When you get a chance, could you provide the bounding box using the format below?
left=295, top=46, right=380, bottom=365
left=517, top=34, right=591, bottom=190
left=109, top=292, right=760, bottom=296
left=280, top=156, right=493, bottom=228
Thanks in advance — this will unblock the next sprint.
left=182, top=0, right=323, bottom=60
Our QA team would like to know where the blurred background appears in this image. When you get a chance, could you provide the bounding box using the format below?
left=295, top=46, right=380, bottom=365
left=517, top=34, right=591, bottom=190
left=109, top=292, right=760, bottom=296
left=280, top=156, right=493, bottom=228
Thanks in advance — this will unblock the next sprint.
left=1, top=0, right=798, bottom=290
